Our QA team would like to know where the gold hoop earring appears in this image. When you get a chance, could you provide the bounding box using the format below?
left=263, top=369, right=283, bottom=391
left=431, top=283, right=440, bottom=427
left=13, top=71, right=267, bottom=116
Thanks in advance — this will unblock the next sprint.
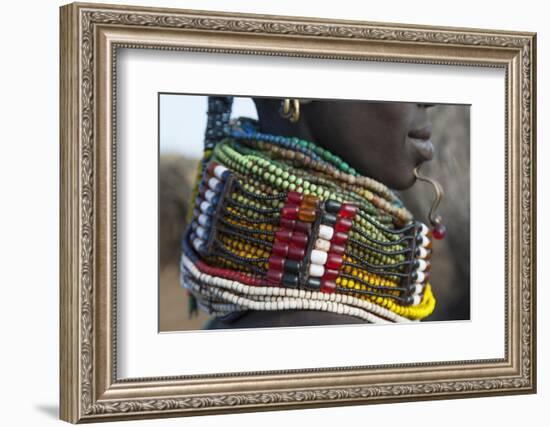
left=279, top=98, right=300, bottom=123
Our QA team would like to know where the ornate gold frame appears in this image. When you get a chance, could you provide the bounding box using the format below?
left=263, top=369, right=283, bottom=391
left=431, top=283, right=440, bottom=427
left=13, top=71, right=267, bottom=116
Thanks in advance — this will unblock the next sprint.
left=59, top=2, right=537, bottom=423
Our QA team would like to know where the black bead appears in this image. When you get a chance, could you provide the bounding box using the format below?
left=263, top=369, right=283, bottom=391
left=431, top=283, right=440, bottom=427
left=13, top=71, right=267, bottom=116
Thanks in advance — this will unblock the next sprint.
left=284, top=259, right=302, bottom=274
left=306, top=277, right=321, bottom=291
left=282, top=273, right=299, bottom=288
left=321, top=213, right=337, bottom=226
left=325, top=199, right=342, bottom=214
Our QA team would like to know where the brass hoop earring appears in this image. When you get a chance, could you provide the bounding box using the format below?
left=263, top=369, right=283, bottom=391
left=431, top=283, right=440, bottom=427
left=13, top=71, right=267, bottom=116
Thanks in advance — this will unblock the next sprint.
left=414, top=166, right=447, bottom=240
left=279, top=98, right=300, bottom=123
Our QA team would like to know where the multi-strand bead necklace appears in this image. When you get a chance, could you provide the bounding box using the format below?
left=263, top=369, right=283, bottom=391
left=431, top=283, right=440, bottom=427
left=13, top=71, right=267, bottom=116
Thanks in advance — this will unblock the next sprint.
left=180, top=98, right=437, bottom=324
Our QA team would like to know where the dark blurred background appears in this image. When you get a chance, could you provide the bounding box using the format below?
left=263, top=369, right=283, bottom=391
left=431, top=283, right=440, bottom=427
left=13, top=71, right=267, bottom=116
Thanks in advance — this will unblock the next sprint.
left=159, top=102, right=470, bottom=331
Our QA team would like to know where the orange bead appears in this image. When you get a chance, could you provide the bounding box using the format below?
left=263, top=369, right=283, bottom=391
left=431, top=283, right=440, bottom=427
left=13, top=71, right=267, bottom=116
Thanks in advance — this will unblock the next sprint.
left=302, top=194, right=319, bottom=208
left=298, top=207, right=316, bottom=222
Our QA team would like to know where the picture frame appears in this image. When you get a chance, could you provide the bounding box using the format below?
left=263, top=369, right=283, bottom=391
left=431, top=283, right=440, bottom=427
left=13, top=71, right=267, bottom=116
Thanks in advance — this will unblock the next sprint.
left=59, top=1, right=536, bottom=423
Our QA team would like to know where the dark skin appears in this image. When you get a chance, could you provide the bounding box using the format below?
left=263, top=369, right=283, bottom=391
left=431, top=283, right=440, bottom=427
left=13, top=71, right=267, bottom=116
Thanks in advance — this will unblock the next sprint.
left=205, top=98, right=434, bottom=329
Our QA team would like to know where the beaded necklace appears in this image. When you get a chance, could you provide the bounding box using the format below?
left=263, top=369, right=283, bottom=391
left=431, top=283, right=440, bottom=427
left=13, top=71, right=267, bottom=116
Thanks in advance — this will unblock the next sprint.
left=180, top=97, right=437, bottom=323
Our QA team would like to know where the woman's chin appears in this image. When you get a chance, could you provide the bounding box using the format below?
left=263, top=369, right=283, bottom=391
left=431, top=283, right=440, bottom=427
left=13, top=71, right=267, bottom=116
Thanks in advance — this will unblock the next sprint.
left=381, top=172, right=416, bottom=191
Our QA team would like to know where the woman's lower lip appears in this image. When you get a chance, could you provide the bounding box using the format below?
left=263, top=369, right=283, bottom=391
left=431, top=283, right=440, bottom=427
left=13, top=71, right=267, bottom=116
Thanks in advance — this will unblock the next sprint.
left=408, top=137, right=434, bottom=161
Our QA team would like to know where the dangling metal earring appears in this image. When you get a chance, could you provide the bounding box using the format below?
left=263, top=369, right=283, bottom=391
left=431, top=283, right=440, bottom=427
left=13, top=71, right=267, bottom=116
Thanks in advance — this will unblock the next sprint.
left=414, top=166, right=447, bottom=240
left=279, top=98, right=300, bottom=123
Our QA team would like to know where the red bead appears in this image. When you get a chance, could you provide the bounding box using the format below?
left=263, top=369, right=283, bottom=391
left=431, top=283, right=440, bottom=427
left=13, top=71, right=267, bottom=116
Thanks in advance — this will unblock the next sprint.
left=206, top=161, right=218, bottom=175
left=320, top=280, right=336, bottom=294
left=281, top=205, right=299, bottom=220
left=331, top=231, right=349, bottom=245
left=329, top=243, right=345, bottom=255
left=266, top=269, right=283, bottom=284
left=286, top=191, right=303, bottom=204
left=287, top=244, right=306, bottom=261
left=322, top=268, right=339, bottom=280
left=339, top=203, right=359, bottom=218
left=279, top=218, right=296, bottom=230
left=294, top=220, right=312, bottom=234
left=334, top=217, right=353, bottom=233
left=268, top=255, right=285, bottom=270
left=275, top=229, right=292, bottom=242
left=432, top=223, right=447, bottom=240
left=326, top=253, right=343, bottom=270
left=272, top=241, right=289, bottom=257
left=290, top=231, right=308, bottom=247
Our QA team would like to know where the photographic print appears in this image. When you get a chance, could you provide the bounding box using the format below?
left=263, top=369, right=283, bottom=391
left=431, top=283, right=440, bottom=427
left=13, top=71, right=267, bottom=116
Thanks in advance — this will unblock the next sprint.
left=159, top=95, right=470, bottom=331
left=60, top=3, right=535, bottom=422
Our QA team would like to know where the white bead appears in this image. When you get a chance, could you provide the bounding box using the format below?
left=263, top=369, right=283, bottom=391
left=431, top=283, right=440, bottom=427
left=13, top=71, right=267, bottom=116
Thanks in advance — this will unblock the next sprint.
left=417, top=259, right=428, bottom=272
left=318, top=225, right=334, bottom=240
left=420, top=223, right=430, bottom=236
left=420, top=235, right=431, bottom=248
left=208, top=177, right=221, bottom=190
left=192, top=238, right=203, bottom=250
left=321, top=301, right=328, bottom=311
left=196, top=226, right=208, bottom=240
left=310, top=249, right=328, bottom=265
left=417, top=246, right=429, bottom=259
left=314, top=238, right=331, bottom=252
left=412, top=295, right=421, bottom=306
left=200, top=200, right=211, bottom=213
left=415, top=271, right=426, bottom=284
left=309, top=264, right=325, bottom=277
left=290, top=300, right=297, bottom=309
left=299, top=290, right=306, bottom=298
left=214, top=164, right=229, bottom=180
left=413, top=284, right=424, bottom=295
left=204, top=189, right=216, bottom=202
left=197, top=214, right=209, bottom=227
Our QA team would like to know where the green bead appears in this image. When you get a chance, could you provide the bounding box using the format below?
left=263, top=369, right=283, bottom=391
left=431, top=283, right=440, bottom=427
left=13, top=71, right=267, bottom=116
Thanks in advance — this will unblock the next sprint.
left=275, top=177, right=283, bottom=186
left=281, top=171, right=289, bottom=180
left=268, top=164, right=276, bottom=173
left=310, top=184, right=317, bottom=192
left=302, top=181, right=310, bottom=189
left=275, top=168, right=283, bottom=177
left=289, top=174, right=296, bottom=183
left=289, top=183, right=296, bottom=191
left=282, top=181, right=289, bottom=189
